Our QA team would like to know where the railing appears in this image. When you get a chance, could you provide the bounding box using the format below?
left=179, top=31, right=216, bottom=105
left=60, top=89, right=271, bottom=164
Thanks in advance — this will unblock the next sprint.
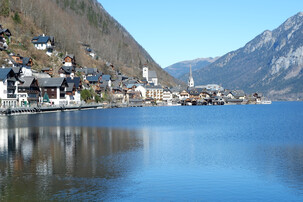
left=7, top=94, right=16, bottom=98
left=7, top=86, right=16, bottom=90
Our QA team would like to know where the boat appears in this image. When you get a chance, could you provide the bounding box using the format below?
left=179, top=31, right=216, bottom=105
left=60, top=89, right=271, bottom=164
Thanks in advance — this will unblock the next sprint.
left=261, top=100, right=272, bottom=104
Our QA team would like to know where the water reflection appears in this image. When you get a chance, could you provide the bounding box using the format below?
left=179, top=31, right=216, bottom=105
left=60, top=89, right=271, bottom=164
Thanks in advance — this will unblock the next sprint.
left=0, top=127, right=145, bottom=201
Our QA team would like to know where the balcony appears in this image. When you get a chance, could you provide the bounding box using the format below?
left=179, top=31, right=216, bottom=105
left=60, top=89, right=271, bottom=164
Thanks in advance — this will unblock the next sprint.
left=7, top=86, right=16, bottom=91
left=7, top=94, right=16, bottom=98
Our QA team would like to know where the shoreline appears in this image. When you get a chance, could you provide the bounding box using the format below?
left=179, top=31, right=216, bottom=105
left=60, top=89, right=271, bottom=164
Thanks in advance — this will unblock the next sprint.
left=0, top=101, right=274, bottom=116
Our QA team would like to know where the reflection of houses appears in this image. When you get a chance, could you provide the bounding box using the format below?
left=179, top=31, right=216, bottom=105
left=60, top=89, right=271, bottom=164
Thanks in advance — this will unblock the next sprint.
left=0, top=68, right=18, bottom=107
left=38, top=78, right=68, bottom=105
left=17, top=77, right=40, bottom=106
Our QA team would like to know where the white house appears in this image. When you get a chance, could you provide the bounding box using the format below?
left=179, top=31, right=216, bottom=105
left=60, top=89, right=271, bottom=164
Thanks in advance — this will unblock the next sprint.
left=146, top=85, right=163, bottom=101
left=135, top=85, right=147, bottom=99
left=0, top=68, right=18, bottom=108
left=163, top=89, right=173, bottom=102
left=31, top=35, right=54, bottom=55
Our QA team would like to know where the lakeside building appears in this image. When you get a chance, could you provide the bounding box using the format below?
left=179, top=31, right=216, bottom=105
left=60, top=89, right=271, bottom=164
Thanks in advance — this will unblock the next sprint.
left=38, top=77, right=68, bottom=105
left=145, top=85, right=163, bottom=102
left=0, top=68, right=18, bottom=108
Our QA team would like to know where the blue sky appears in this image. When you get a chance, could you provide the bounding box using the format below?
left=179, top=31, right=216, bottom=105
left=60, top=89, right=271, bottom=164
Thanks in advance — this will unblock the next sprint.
left=99, top=0, right=303, bottom=68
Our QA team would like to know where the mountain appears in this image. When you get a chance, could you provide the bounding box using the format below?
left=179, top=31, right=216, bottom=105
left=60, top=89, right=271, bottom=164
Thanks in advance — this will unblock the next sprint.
left=180, top=12, right=303, bottom=100
left=7, top=0, right=177, bottom=86
left=164, top=57, right=219, bottom=79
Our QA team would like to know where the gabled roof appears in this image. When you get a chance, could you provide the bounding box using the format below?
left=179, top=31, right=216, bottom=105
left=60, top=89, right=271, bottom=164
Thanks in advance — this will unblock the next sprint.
left=102, top=74, right=111, bottom=81
left=126, top=84, right=141, bottom=89
left=19, top=77, right=35, bottom=88
left=0, top=68, right=14, bottom=81
left=38, top=77, right=65, bottom=87
left=32, top=36, right=51, bottom=44
left=148, top=70, right=157, bottom=79
left=65, top=54, right=75, bottom=59
left=232, top=90, right=245, bottom=97
left=12, top=67, right=22, bottom=74
left=86, top=76, right=99, bottom=82
left=66, top=83, right=75, bottom=92
left=22, top=57, right=31, bottom=66
left=61, top=66, right=74, bottom=74
left=66, top=77, right=80, bottom=88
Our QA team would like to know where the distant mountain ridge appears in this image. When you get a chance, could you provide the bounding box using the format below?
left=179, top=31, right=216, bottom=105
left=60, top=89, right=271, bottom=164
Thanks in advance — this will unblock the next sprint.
left=164, top=57, right=219, bottom=79
left=180, top=12, right=303, bottom=100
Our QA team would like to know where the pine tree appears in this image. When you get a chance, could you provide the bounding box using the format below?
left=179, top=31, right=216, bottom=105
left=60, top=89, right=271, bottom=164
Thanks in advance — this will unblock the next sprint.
left=13, top=12, right=21, bottom=24
left=0, top=0, right=10, bottom=17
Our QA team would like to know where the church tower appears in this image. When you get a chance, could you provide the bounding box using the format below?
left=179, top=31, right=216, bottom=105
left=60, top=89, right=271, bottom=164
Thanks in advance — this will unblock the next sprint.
left=188, top=64, right=194, bottom=87
left=143, top=66, right=149, bottom=80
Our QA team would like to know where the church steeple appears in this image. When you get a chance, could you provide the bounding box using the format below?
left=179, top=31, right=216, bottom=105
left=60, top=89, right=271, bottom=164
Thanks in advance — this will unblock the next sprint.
left=188, top=64, right=194, bottom=87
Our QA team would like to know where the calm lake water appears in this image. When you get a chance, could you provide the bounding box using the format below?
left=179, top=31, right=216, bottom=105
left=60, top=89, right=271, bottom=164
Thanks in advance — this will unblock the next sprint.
left=1, top=102, right=303, bottom=201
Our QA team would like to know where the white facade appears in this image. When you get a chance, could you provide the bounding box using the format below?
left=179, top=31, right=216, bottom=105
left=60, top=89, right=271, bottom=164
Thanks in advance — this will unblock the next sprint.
left=146, top=87, right=163, bottom=101
left=135, top=85, right=147, bottom=99
left=143, top=66, right=148, bottom=79
left=188, top=65, right=194, bottom=88
left=0, top=80, right=17, bottom=108
left=163, top=90, right=173, bottom=102
left=21, top=67, right=33, bottom=77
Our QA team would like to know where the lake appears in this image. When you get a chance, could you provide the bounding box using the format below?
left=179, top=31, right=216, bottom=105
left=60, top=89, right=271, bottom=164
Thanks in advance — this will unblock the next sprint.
left=1, top=102, right=303, bottom=201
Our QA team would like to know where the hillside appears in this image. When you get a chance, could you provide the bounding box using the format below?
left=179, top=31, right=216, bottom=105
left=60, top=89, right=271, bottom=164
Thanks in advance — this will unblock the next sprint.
left=164, top=57, right=219, bottom=79
left=181, top=12, right=303, bottom=100
left=3, top=0, right=177, bottom=86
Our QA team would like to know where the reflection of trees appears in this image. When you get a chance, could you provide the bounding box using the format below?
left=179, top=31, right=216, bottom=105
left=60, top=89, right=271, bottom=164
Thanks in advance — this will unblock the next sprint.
left=0, top=127, right=144, bottom=201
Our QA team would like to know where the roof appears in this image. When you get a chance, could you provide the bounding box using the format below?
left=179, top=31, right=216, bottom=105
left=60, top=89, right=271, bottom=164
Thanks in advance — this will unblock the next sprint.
left=86, top=76, right=99, bottom=82
left=12, top=67, right=22, bottom=74
left=126, top=84, right=141, bottom=89
left=32, top=36, right=51, bottom=44
left=66, top=83, right=74, bottom=92
left=148, top=70, right=157, bottom=79
left=0, top=68, right=14, bottom=81
left=19, top=77, right=35, bottom=88
left=41, top=67, right=51, bottom=71
left=65, top=54, right=75, bottom=59
left=145, top=85, right=163, bottom=90
left=61, top=66, right=74, bottom=74
left=66, top=77, right=81, bottom=89
left=38, top=77, right=65, bottom=87
left=22, top=57, right=31, bottom=66
left=232, top=90, right=246, bottom=97
left=102, top=75, right=111, bottom=81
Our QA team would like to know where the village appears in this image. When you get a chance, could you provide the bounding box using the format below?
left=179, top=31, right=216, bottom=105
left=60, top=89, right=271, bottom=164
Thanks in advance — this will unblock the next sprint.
left=0, top=24, right=268, bottom=114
